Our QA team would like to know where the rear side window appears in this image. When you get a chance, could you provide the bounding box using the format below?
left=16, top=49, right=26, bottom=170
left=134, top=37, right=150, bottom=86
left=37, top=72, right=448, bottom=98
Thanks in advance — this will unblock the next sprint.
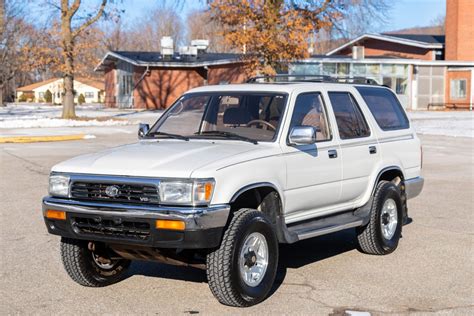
left=356, top=87, right=409, bottom=130
left=328, top=92, right=370, bottom=140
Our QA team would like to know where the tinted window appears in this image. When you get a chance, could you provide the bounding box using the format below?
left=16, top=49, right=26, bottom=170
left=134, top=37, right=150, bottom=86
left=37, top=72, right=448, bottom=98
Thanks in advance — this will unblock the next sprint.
left=290, top=93, right=331, bottom=141
left=328, top=92, right=370, bottom=139
left=356, top=87, right=409, bottom=130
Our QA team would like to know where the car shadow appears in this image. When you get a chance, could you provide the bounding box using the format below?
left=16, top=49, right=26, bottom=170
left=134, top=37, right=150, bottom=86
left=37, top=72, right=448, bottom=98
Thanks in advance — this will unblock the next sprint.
left=270, top=228, right=357, bottom=296
left=127, top=261, right=207, bottom=283
left=124, top=227, right=359, bottom=291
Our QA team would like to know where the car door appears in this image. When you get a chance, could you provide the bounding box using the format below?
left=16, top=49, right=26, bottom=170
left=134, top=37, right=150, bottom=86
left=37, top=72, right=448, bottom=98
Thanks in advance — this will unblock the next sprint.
left=327, top=89, right=380, bottom=204
left=282, top=92, right=342, bottom=222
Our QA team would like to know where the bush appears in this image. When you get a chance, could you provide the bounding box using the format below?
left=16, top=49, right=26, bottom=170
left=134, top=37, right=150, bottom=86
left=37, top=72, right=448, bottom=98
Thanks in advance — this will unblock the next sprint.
left=18, top=94, right=27, bottom=102
left=78, top=93, right=85, bottom=105
left=44, top=89, right=52, bottom=103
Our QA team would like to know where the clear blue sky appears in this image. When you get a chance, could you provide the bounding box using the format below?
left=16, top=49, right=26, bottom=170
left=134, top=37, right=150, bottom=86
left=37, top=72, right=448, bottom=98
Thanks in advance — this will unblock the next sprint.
left=117, top=0, right=446, bottom=32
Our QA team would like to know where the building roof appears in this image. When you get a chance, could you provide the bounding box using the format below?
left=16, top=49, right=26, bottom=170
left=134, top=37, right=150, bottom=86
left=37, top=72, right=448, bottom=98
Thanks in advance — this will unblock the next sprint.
left=16, top=77, right=104, bottom=92
left=325, top=33, right=445, bottom=56
left=383, top=34, right=445, bottom=45
left=95, top=51, right=243, bottom=71
left=16, top=78, right=58, bottom=91
left=75, top=77, right=105, bottom=90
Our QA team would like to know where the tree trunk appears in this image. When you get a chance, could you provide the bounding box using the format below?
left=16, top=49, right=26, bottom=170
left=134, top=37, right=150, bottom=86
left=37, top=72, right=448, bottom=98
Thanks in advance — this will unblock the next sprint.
left=61, top=21, right=76, bottom=118
left=0, top=84, right=4, bottom=107
left=62, top=73, right=75, bottom=118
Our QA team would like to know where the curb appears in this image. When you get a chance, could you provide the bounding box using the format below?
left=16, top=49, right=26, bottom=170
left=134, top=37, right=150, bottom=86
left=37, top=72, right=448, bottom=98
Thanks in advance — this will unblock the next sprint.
left=0, top=134, right=90, bottom=143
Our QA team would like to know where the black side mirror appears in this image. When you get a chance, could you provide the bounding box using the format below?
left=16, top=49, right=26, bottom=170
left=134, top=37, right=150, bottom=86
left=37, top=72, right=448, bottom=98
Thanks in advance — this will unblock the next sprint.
left=138, top=123, right=150, bottom=139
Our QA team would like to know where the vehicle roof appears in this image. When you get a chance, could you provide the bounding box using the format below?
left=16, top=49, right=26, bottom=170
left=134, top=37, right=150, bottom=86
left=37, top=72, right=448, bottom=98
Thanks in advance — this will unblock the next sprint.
left=186, top=82, right=386, bottom=94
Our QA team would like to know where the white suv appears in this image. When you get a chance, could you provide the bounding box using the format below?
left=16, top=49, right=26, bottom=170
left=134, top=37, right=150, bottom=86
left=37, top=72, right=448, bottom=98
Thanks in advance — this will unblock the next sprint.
left=43, top=76, right=423, bottom=307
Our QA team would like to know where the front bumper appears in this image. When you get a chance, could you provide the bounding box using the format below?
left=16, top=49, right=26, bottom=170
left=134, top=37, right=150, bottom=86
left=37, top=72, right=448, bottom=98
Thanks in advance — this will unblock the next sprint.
left=42, top=197, right=230, bottom=249
left=405, top=177, right=424, bottom=199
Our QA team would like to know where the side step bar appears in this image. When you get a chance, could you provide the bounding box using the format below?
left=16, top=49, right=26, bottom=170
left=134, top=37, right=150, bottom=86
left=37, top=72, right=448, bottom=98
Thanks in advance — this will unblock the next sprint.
left=283, top=203, right=372, bottom=242
left=294, top=219, right=363, bottom=241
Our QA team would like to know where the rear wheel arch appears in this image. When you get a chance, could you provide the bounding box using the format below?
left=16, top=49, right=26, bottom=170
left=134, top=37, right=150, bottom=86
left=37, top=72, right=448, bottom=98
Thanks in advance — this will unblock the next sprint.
left=371, top=166, right=408, bottom=223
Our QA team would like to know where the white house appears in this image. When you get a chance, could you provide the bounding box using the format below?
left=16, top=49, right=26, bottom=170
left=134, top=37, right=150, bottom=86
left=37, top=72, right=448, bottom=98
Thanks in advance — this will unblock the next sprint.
left=16, top=78, right=105, bottom=104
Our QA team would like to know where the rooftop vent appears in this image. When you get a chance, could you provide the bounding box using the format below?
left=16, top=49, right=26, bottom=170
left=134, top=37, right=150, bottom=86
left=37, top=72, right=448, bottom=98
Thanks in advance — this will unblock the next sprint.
left=161, top=36, right=174, bottom=57
left=191, top=39, right=209, bottom=53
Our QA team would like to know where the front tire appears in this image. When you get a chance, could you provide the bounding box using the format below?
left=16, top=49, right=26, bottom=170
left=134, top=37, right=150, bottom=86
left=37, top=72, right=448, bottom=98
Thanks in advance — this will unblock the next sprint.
left=206, top=209, right=279, bottom=307
left=357, top=180, right=403, bottom=255
left=60, top=237, right=131, bottom=287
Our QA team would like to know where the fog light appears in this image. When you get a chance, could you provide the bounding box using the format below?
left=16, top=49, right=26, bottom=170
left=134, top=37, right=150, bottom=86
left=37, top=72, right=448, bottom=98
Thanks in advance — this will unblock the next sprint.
left=156, top=219, right=185, bottom=231
left=45, top=210, right=66, bottom=220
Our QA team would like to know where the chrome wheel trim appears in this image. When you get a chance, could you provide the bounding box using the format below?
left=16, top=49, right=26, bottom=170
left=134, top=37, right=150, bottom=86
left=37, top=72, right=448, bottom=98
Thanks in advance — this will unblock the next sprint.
left=91, top=252, right=117, bottom=270
left=239, top=232, right=269, bottom=287
left=380, top=198, right=398, bottom=240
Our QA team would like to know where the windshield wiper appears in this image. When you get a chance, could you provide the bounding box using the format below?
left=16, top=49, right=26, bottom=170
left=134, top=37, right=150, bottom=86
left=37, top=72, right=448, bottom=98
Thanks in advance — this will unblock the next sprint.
left=194, top=131, right=258, bottom=144
left=147, top=131, right=189, bottom=141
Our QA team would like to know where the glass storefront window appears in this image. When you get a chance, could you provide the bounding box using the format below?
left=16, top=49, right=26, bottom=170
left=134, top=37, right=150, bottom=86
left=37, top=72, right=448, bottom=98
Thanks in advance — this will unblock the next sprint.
left=352, top=64, right=366, bottom=75
left=322, top=63, right=336, bottom=75
left=367, top=64, right=380, bottom=75
left=396, top=78, right=408, bottom=94
left=337, top=63, right=350, bottom=75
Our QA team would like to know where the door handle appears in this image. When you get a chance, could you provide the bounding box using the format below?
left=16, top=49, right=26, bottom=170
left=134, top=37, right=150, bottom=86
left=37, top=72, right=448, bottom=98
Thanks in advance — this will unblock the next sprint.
left=369, top=146, right=377, bottom=154
left=328, top=149, right=338, bottom=159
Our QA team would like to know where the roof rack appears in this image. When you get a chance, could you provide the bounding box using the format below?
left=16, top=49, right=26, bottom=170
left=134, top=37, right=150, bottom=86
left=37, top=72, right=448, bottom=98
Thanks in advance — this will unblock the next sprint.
left=246, top=74, right=379, bottom=85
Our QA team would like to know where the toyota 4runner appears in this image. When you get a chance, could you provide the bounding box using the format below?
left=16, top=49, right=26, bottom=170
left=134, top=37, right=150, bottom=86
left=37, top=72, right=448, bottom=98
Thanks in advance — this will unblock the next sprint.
left=43, top=76, right=424, bottom=307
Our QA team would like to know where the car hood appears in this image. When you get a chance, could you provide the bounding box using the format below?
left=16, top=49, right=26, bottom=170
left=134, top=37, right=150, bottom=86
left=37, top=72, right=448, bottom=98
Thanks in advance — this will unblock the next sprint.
left=51, top=139, right=277, bottom=178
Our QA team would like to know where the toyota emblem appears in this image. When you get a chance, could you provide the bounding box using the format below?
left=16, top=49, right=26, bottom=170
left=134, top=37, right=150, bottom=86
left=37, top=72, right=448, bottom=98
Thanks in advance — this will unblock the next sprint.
left=105, top=185, right=120, bottom=198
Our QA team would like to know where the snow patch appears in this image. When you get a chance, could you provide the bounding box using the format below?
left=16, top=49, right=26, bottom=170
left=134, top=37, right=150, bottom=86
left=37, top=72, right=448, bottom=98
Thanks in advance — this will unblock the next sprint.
left=0, top=118, right=132, bottom=129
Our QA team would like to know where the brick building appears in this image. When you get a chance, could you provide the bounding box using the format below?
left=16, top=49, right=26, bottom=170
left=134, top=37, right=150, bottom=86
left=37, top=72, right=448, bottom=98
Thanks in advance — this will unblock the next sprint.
left=290, top=0, right=474, bottom=110
left=97, top=0, right=473, bottom=111
left=95, top=51, right=246, bottom=109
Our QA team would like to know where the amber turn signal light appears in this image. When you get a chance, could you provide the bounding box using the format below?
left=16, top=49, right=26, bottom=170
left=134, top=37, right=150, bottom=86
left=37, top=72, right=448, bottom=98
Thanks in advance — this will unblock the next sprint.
left=155, top=219, right=185, bottom=231
left=45, top=210, right=66, bottom=220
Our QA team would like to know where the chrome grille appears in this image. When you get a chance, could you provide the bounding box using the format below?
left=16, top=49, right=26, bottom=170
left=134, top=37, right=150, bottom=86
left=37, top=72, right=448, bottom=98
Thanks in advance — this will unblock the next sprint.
left=70, top=182, right=159, bottom=204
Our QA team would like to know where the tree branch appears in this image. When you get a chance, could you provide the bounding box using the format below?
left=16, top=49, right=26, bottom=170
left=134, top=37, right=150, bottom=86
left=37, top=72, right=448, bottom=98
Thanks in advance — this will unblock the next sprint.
left=72, top=0, right=107, bottom=39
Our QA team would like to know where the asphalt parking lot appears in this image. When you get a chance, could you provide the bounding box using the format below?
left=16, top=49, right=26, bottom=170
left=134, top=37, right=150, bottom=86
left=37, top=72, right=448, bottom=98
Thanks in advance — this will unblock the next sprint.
left=1, top=129, right=472, bottom=315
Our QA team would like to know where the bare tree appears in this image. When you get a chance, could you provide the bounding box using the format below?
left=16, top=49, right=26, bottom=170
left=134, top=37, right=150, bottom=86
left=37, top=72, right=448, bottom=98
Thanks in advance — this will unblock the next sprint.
left=186, top=9, right=233, bottom=53
left=126, top=4, right=184, bottom=52
left=58, top=0, right=108, bottom=118
left=0, top=0, right=32, bottom=105
left=312, top=0, right=393, bottom=54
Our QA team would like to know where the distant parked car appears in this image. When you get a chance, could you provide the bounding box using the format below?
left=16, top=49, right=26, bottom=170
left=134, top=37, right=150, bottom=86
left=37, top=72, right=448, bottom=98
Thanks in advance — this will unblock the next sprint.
left=43, top=75, right=423, bottom=307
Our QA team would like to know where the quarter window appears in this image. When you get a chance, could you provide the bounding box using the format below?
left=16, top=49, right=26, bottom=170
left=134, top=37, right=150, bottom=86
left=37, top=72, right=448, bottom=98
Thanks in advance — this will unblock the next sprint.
left=356, top=87, right=409, bottom=130
left=290, top=93, right=331, bottom=141
left=328, top=92, right=370, bottom=139
left=450, top=79, right=467, bottom=99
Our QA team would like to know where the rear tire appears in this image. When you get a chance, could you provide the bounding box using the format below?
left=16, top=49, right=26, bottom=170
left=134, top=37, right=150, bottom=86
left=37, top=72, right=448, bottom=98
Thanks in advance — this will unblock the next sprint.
left=60, top=237, right=130, bottom=287
left=357, top=181, right=403, bottom=255
left=206, top=209, right=279, bottom=307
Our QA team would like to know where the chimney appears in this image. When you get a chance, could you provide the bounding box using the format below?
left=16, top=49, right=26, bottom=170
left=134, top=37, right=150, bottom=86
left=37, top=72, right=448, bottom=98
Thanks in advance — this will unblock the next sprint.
left=160, top=36, right=174, bottom=57
left=352, top=46, right=365, bottom=60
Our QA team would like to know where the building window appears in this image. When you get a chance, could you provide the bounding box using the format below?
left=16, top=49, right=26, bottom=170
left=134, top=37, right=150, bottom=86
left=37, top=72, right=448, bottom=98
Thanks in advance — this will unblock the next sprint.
left=38, top=92, right=44, bottom=98
left=450, top=79, right=467, bottom=99
left=84, top=92, right=94, bottom=98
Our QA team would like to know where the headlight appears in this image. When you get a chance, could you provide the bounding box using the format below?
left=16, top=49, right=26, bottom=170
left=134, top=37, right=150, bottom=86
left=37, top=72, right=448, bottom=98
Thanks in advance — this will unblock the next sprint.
left=49, top=174, right=70, bottom=197
left=159, top=179, right=215, bottom=205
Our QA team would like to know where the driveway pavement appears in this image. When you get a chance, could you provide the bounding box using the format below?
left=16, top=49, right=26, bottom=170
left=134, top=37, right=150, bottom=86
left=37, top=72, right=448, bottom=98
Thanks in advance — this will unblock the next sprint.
left=0, top=130, right=472, bottom=315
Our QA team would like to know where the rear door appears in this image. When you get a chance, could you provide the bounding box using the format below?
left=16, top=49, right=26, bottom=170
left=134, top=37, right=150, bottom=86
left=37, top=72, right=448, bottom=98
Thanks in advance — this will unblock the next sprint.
left=326, top=89, right=380, bottom=204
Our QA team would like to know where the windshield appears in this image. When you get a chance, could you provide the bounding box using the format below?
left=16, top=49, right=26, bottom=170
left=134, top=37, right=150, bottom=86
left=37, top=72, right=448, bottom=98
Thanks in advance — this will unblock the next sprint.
left=148, top=92, right=288, bottom=142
